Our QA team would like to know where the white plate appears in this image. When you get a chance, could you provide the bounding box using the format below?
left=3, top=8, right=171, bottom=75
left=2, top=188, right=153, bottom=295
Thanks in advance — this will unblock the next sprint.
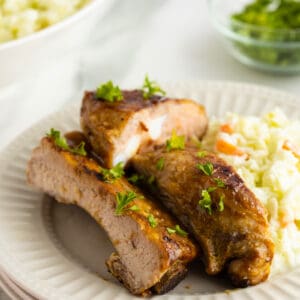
left=0, top=81, right=300, bottom=300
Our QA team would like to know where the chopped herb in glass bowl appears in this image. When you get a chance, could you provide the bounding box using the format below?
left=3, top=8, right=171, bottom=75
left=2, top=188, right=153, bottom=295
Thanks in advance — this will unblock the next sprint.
left=208, top=0, right=300, bottom=74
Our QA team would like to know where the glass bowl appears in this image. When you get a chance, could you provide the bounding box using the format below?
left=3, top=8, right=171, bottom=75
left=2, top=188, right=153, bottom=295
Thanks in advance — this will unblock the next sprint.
left=208, top=0, right=300, bottom=74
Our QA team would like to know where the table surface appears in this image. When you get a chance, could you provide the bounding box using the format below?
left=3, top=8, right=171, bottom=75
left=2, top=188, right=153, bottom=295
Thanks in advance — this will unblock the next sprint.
left=0, top=0, right=300, bottom=298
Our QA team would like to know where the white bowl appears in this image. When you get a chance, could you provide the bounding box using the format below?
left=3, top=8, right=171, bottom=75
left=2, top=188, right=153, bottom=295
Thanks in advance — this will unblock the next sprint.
left=0, top=0, right=113, bottom=87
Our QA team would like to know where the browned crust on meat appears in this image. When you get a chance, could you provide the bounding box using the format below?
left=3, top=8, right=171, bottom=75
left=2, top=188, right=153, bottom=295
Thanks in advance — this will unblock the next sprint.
left=131, top=147, right=274, bottom=287
left=80, top=90, right=208, bottom=168
left=106, top=253, right=188, bottom=296
left=27, top=137, right=197, bottom=295
left=83, top=90, right=167, bottom=112
left=150, top=260, right=188, bottom=294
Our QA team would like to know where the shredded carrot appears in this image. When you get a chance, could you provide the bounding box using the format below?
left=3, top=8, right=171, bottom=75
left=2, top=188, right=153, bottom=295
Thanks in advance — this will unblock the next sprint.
left=279, top=211, right=293, bottom=228
left=282, top=140, right=300, bottom=158
left=215, top=139, right=244, bottom=156
left=220, top=123, right=234, bottom=134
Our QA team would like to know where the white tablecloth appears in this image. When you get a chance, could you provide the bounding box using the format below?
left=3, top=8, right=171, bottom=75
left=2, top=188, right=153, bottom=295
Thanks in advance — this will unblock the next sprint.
left=0, top=0, right=300, bottom=298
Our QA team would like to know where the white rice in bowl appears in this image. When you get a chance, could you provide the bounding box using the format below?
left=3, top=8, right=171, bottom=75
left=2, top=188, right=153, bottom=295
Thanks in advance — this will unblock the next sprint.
left=0, top=0, right=90, bottom=43
left=201, top=108, right=300, bottom=275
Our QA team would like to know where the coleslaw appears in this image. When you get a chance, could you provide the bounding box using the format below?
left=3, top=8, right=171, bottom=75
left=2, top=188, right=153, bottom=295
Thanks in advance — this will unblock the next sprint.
left=202, top=108, right=300, bottom=274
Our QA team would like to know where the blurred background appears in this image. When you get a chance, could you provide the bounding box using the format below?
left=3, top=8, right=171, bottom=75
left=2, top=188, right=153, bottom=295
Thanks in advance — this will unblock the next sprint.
left=1, top=0, right=300, bottom=152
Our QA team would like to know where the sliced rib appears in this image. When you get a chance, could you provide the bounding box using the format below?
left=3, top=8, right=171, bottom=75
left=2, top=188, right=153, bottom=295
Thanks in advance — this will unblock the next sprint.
left=131, top=147, right=274, bottom=287
left=80, top=90, right=208, bottom=168
left=27, top=137, right=197, bottom=296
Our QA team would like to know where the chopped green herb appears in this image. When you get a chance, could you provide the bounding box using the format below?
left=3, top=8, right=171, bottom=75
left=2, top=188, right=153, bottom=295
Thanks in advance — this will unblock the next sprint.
left=101, top=162, right=124, bottom=182
left=142, top=74, right=166, bottom=99
left=167, top=225, right=188, bottom=237
left=166, top=131, right=185, bottom=151
left=197, top=162, right=214, bottom=176
left=115, top=191, right=137, bottom=215
left=174, top=224, right=188, bottom=237
left=214, top=178, right=225, bottom=188
left=219, top=194, right=225, bottom=212
left=96, top=80, right=123, bottom=102
left=232, top=0, right=300, bottom=32
left=129, top=205, right=140, bottom=212
left=199, top=189, right=212, bottom=215
left=128, top=174, right=144, bottom=184
left=147, top=175, right=156, bottom=185
left=166, top=227, right=176, bottom=234
left=207, top=186, right=217, bottom=193
left=47, top=128, right=86, bottom=156
left=128, top=174, right=139, bottom=183
left=147, top=214, right=157, bottom=228
left=231, top=0, right=300, bottom=67
left=74, top=142, right=86, bottom=156
left=197, top=151, right=207, bottom=158
left=156, top=157, right=165, bottom=171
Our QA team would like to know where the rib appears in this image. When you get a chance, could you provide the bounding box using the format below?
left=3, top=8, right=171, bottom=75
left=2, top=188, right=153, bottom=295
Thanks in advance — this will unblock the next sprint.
left=130, top=147, right=274, bottom=287
left=27, top=137, right=197, bottom=296
left=80, top=90, right=208, bottom=168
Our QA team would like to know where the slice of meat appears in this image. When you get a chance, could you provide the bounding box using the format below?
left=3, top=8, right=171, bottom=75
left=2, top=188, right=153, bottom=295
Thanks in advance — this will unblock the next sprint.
left=131, top=148, right=274, bottom=287
left=80, top=89, right=208, bottom=168
left=27, top=137, right=197, bottom=296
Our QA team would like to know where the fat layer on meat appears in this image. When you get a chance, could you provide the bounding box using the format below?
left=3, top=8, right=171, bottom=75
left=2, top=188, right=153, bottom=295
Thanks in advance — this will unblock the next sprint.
left=131, top=147, right=274, bottom=287
left=80, top=90, right=208, bottom=168
left=27, top=137, right=197, bottom=296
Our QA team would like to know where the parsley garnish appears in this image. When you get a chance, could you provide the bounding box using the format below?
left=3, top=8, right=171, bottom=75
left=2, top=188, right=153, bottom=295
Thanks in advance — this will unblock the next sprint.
left=167, top=225, right=188, bottom=237
left=47, top=128, right=86, bottom=156
left=142, top=75, right=166, bottom=99
left=166, top=227, right=176, bottom=234
left=148, top=175, right=155, bottom=185
left=147, top=214, right=158, bottom=228
left=156, top=157, right=165, bottom=171
left=128, top=174, right=144, bottom=184
left=199, top=189, right=212, bottom=215
left=197, top=151, right=207, bottom=158
left=219, top=194, right=225, bottom=212
left=115, top=191, right=137, bottom=215
left=197, top=162, right=214, bottom=176
left=101, top=162, right=124, bottom=182
left=166, top=131, right=185, bottom=151
left=128, top=174, right=139, bottom=183
left=129, top=205, right=140, bottom=212
left=96, top=81, right=123, bottom=102
left=207, top=186, right=217, bottom=193
left=174, top=225, right=188, bottom=237
left=230, top=0, right=300, bottom=67
left=214, top=178, right=225, bottom=188
left=199, top=188, right=225, bottom=215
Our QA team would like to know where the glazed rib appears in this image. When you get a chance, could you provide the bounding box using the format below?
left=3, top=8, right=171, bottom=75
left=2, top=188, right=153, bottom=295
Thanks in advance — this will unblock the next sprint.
left=80, top=90, right=208, bottom=168
left=27, top=137, right=197, bottom=296
left=131, top=147, right=274, bottom=287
